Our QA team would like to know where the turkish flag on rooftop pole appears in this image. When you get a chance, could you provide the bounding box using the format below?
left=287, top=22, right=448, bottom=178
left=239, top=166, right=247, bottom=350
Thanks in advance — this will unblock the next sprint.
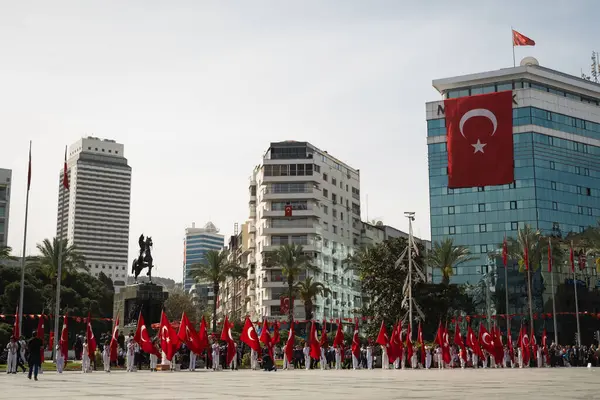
left=240, top=317, right=261, bottom=352
left=86, top=312, right=97, bottom=358
left=512, top=29, right=535, bottom=46
left=62, top=146, right=69, bottom=190
left=110, top=316, right=119, bottom=362
left=445, top=91, right=514, bottom=188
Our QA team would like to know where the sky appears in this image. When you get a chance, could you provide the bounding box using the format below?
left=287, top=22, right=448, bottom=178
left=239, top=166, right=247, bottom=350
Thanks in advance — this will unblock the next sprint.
left=0, top=0, right=595, bottom=281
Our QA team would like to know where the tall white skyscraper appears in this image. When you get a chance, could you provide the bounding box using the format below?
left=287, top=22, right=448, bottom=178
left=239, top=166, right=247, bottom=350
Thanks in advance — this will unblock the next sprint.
left=57, top=137, right=132, bottom=289
left=0, top=168, right=11, bottom=248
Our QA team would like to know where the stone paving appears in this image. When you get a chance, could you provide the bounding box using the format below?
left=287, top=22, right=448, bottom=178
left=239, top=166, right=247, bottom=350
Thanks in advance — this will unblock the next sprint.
left=1, top=367, right=599, bottom=399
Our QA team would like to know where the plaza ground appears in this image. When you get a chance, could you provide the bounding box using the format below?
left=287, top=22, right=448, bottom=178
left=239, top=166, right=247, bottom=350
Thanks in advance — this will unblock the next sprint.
left=1, top=368, right=599, bottom=399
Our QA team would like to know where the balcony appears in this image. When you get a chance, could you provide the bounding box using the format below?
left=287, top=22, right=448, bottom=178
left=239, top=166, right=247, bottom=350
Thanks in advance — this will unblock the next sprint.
left=264, top=226, right=320, bottom=235
left=262, top=187, right=319, bottom=201
left=262, top=207, right=319, bottom=218
left=262, top=174, right=320, bottom=184
left=248, top=222, right=256, bottom=233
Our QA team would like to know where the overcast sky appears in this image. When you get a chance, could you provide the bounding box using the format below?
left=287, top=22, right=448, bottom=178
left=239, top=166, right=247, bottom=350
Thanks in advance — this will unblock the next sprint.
left=1, top=1, right=594, bottom=281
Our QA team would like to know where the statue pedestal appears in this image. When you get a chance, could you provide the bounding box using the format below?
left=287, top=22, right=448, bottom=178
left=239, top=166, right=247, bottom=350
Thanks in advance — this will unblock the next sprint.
left=113, top=283, right=168, bottom=329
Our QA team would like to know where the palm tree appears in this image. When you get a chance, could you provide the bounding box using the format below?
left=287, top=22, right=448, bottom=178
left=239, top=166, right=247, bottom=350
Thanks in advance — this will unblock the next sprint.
left=26, top=238, right=87, bottom=281
left=294, top=277, right=330, bottom=326
left=188, top=249, right=247, bottom=332
left=427, top=238, right=476, bottom=285
left=0, top=246, right=17, bottom=265
left=266, top=244, right=321, bottom=324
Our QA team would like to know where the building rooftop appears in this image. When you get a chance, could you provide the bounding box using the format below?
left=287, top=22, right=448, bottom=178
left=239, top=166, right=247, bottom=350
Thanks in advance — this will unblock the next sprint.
left=432, top=58, right=600, bottom=99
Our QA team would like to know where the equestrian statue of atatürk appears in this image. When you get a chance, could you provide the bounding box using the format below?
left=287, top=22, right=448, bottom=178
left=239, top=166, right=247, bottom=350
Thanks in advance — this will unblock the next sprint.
left=132, top=234, right=154, bottom=283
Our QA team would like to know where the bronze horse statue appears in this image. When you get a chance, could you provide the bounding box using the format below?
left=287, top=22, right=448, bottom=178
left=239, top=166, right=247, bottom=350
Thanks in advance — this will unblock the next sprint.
left=132, top=234, right=154, bottom=282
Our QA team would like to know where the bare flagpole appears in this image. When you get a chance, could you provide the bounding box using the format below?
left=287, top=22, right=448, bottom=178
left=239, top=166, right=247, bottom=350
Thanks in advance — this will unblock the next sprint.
left=549, top=238, right=558, bottom=345
left=18, top=141, right=32, bottom=337
left=572, top=242, right=581, bottom=347
left=511, top=27, right=516, bottom=67
left=53, top=146, right=68, bottom=361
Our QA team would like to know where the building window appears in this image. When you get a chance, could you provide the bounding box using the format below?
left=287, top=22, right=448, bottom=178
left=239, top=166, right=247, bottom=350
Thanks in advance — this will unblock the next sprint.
left=551, top=181, right=556, bottom=190
left=448, top=206, right=455, bottom=214
left=322, top=205, right=328, bottom=214
left=578, top=206, right=584, bottom=214
left=510, top=201, right=517, bottom=210
left=332, top=193, right=337, bottom=204
left=508, top=182, right=516, bottom=189
left=323, top=173, right=328, bottom=181
left=477, top=186, right=485, bottom=192
left=550, top=161, right=555, bottom=170
left=333, top=225, right=338, bottom=234
left=332, top=178, right=337, bottom=186
left=584, top=168, right=590, bottom=176
left=552, top=222, right=560, bottom=231
left=478, top=203, right=485, bottom=212
left=588, top=207, right=593, bottom=216
left=552, top=202, right=558, bottom=210
left=511, top=221, right=518, bottom=230
left=480, top=265, right=489, bottom=274
left=447, top=187, right=454, bottom=195
left=479, top=224, right=486, bottom=233
left=586, top=187, right=591, bottom=196
left=314, top=164, right=320, bottom=173
left=449, top=226, right=456, bottom=234
left=480, top=244, right=488, bottom=254
left=579, top=226, right=585, bottom=233
left=323, top=188, right=328, bottom=198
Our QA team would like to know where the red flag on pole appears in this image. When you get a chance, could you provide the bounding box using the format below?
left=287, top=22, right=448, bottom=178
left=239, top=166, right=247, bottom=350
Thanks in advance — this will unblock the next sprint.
left=37, top=315, right=45, bottom=362
left=417, top=322, right=425, bottom=366
left=86, top=312, right=97, bottom=358
left=272, top=321, right=280, bottom=346
left=60, top=314, right=69, bottom=361
left=197, top=316, right=209, bottom=353
left=351, top=320, right=360, bottom=359
left=135, top=313, right=159, bottom=356
left=507, top=330, right=515, bottom=364
left=285, top=319, right=295, bottom=363
left=375, top=321, right=388, bottom=347
left=259, top=320, right=274, bottom=360
left=309, top=321, right=321, bottom=360
left=160, top=311, right=180, bottom=361
left=177, top=312, right=202, bottom=354
left=110, top=316, right=119, bottom=362
left=12, top=306, right=18, bottom=339
left=512, top=29, right=535, bottom=46
left=240, top=317, right=260, bottom=352
left=62, top=146, right=69, bottom=190
left=319, top=319, right=327, bottom=346
left=333, top=320, right=344, bottom=348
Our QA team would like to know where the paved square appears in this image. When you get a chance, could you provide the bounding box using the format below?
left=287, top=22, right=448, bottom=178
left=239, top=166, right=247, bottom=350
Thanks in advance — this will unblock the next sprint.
left=2, top=368, right=599, bottom=399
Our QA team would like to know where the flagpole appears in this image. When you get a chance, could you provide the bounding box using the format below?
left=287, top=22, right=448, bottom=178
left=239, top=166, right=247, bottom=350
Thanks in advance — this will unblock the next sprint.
left=572, top=242, right=581, bottom=347
left=18, top=140, right=32, bottom=337
left=53, top=148, right=67, bottom=361
left=549, top=239, right=558, bottom=345
left=503, top=235, right=510, bottom=336
left=525, top=238, right=534, bottom=343
left=511, top=27, right=516, bottom=67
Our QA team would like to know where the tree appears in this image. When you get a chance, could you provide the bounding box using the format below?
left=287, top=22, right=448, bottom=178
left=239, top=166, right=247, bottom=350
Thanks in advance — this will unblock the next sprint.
left=0, top=246, right=17, bottom=265
left=27, top=238, right=88, bottom=282
left=265, top=244, right=320, bottom=324
left=427, top=238, right=476, bottom=285
left=188, top=249, right=246, bottom=332
left=294, top=277, right=330, bottom=328
left=163, top=287, right=200, bottom=324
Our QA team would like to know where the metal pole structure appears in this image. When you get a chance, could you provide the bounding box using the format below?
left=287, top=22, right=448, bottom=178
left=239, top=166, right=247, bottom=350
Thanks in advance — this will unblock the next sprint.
left=53, top=176, right=66, bottom=360
left=573, top=248, right=582, bottom=347
left=504, top=258, right=510, bottom=336
left=18, top=141, right=32, bottom=337
left=511, top=27, right=516, bottom=67
left=525, top=238, right=534, bottom=341
left=549, top=240, right=558, bottom=345
left=405, top=212, right=415, bottom=337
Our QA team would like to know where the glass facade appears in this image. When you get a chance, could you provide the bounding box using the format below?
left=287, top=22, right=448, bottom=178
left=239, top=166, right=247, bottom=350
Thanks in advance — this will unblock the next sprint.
left=184, top=233, right=224, bottom=291
left=429, top=96, right=600, bottom=284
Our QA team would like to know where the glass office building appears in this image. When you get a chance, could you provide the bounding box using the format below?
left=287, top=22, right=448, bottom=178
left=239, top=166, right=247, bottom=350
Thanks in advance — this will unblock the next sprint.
left=183, top=221, right=224, bottom=293
left=427, top=58, right=600, bottom=284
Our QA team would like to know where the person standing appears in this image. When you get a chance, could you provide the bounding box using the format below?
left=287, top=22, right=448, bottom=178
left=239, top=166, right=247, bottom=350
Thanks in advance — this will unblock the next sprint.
left=211, top=341, right=220, bottom=371
left=27, top=331, right=43, bottom=381
left=303, top=342, right=310, bottom=370
left=251, top=347, right=258, bottom=370
left=17, top=336, right=27, bottom=373
left=102, top=340, right=111, bottom=372
left=425, top=346, right=432, bottom=369
left=82, top=338, right=90, bottom=373
left=366, top=341, right=373, bottom=370
left=189, top=350, right=197, bottom=372
left=126, top=338, right=136, bottom=372
left=5, top=337, right=17, bottom=374
left=55, top=344, right=64, bottom=373
left=320, top=344, right=327, bottom=371
left=334, top=345, right=342, bottom=370
left=436, top=346, right=443, bottom=369
left=381, top=344, right=389, bottom=369
left=229, top=342, right=237, bottom=370
left=149, top=339, right=159, bottom=372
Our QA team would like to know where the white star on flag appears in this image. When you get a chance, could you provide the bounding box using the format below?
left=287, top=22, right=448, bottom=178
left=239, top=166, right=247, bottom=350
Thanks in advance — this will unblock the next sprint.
left=471, top=139, right=487, bottom=153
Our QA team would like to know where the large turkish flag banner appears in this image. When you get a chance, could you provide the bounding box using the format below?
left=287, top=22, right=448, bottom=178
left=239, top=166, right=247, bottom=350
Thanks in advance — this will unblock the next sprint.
left=445, top=91, right=514, bottom=188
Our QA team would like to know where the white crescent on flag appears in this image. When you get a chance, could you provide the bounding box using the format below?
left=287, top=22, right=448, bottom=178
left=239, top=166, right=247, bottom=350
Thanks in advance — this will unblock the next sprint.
left=248, top=327, right=257, bottom=341
left=459, top=108, right=498, bottom=138
left=140, top=325, right=149, bottom=342
left=228, top=329, right=234, bottom=342
left=523, top=334, right=529, bottom=346
left=482, top=332, right=491, bottom=346
left=161, top=326, right=169, bottom=341
left=287, top=329, right=293, bottom=341
left=88, top=323, right=95, bottom=340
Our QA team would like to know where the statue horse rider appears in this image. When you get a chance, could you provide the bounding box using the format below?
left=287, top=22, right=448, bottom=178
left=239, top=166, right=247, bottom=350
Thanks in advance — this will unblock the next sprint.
left=132, top=234, right=154, bottom=282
